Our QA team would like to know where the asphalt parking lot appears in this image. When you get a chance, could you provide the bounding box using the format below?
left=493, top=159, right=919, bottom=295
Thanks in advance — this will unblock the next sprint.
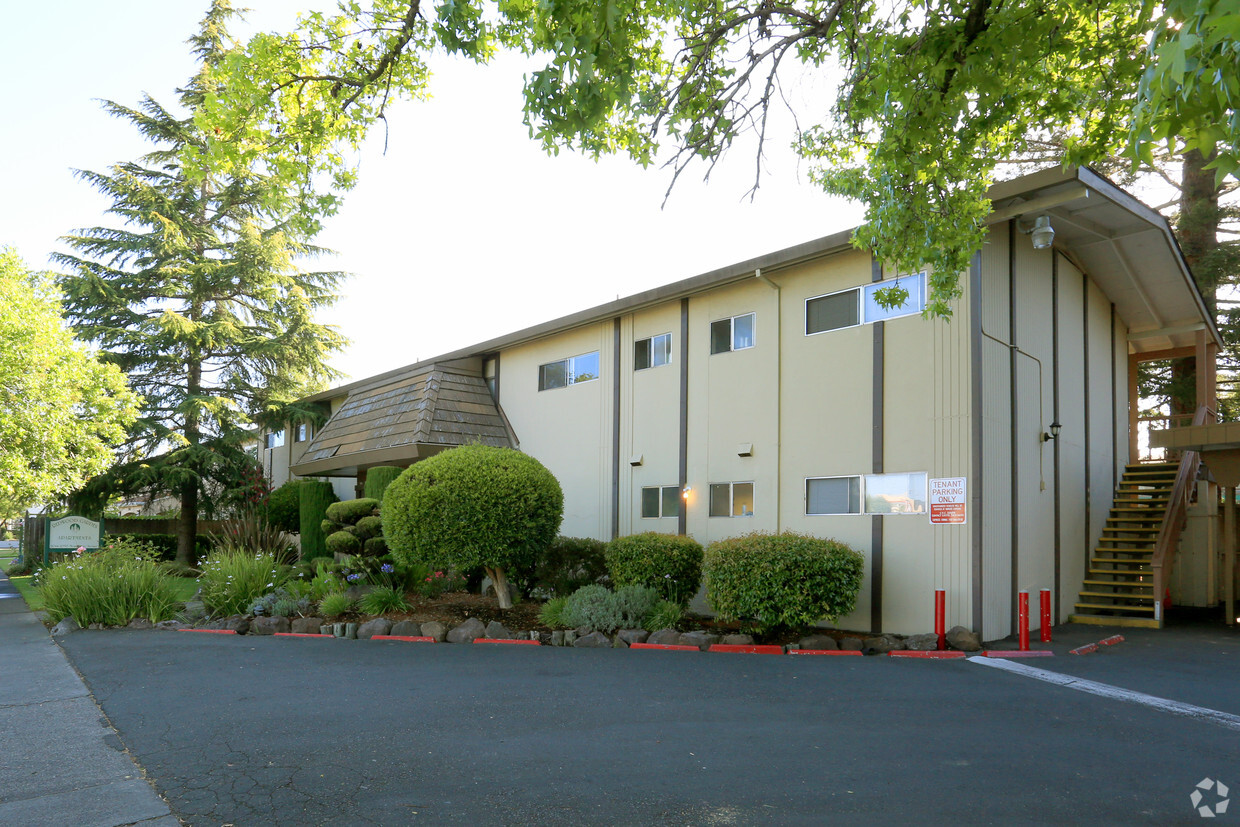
left=58, top=624, right=1240, bottom=826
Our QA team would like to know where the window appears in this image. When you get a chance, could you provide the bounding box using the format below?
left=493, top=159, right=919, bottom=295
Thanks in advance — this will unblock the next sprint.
left=641, top=485, right=681, bottom=518
left=710, top=313, right=755, bottom=354
left=294, top=423, right=310, bottom=443
left=709, top=482, right=754, bottom=517
left=635, top=333, right=672, bottom=370
left=265, top=430, right=285, bottom=450
left=806, top=472, right=928, bottom=515
left=538, top=351, right=600, bottom=391
left=805, top=273, right=927, bottom=335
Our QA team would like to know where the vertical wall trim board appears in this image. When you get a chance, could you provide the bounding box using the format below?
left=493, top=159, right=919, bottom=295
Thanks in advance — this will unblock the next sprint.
left=1111, top=304, right=1118, bottom=494
left=871, top=254, right=884, bottom=633
left=493, top=354, right=501, bottom=405
left=970, top=252, right=985, bottom=635
left=611, top=318, right=622, bottom=541
left=1051, top=254, right=1062, bottom=624
left=1083, top=271, right=1092, bottom=582
left=678, top=299, right=689, bottom=537
left=1009, top=221, right=1020, bottom=634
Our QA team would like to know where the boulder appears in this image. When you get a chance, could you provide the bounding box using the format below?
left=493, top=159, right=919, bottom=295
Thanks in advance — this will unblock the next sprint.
left=485, top=621, right=513, bottom=640
left=946, top=625, right=982, bottom=652
left=126, top=618, right=154, bottom=631
left=155, top=620, right=185, bottom=631
left=572, top=631, right=612, bottom=648
left=51, top=617, right=81, bottom=637
left=647, top=628, right=681, bottom=645
left=357, top=618, right=393, bottom=639
left=249, top=616, right=291, bottom=636
left=904, top=633, right=940, bottom=651
left=224, top=616, right=251, bottom=635
left=839, top=637, right=864, bottom=652
left=420, top=621, right=448, bottom=642
left=612, top=635, right=629, bottom=649
left=678, top=631, right=721, bottom=651
left=88, top=623, right=105, bottom=630
left=863, top=634, right=904, bottom=654
left=799, top=634, right=838, bottom=651
left=291, top=616, right=325, bottom=635
left=722, top=634, right=755, bottom=646
left=390, top=620, right=422, bottom=637
left=446, top=617, right=486, bottom=644
left=617, top=629, right=650, bottom=646
left=550, top=631, right=565, bottom=646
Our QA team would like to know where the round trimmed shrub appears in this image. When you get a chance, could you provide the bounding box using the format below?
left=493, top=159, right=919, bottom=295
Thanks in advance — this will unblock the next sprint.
left=605, top=532, right=703, bottom=604
left=354, top=516, right=384, bottom=540
left=363, top=466, right=404, bottom=501
left=320, top=519, right=338, bottom=536
left=613, top=584, right=660, bottom=629
left=325, top=530, right=361, bottom=556
left=704, top=531, right=865, bottom=633
left=533, top=536, right=608, bottom=597
left=326, top=498, right=380, bottom=526
left=362, top=536, right=388, bottom=557
left=262, top=480, right=306, bottom=533
left=561, top=584, right=624, bottom=632
left=382, top=444, right=563, bottom=608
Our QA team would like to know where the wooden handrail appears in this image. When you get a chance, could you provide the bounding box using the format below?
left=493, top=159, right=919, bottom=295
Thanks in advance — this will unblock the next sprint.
left=1150, top=405, right=1211, bottom=624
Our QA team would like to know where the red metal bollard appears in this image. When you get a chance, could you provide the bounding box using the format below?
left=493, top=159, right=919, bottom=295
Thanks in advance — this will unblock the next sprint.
left=1018, top=591, right=1030, bottom=651
left=1040, top=588, right=1052, bottom=643
left=935, top=589, right=946, bottom=650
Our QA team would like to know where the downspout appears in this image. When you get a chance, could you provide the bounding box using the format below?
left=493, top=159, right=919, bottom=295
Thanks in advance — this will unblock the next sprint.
left=755, top=268, right=781, bottom=530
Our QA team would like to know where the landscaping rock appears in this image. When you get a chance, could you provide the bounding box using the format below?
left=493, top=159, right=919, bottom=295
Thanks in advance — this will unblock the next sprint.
left=126, top=618, right=154, bottom=631
left=799, top=634, right=838, bottom=650
left=291, top=616, right=325, bottom=635
left=572, top=631, right=612, bottom=648
left=722, top=634, right=755, bottom=646
left=863, top=634, right=904, bottom=654
left=88, top=623, right=105, bottom=630
left=678, top=631, right=720, bottom=651
left=839, top=637, right=864, bottom=651
left=904, top=633, right=940, bottom=651
left=213, top=616, right=250, bottom=634
left=617, top=629, right=650, bottom=646
left=51, top=617, right=81, bottom=637
left=563, top=630, right=577, bottom=646
left=575, top=626, right=593, bottom=636
left=155, top=620, right=185, bottom=631
left=447, top=617, right=486, bottom=644
left=390, top=620, right=422, bottom=637
left=612, top=635, right=629, bottom=649
left=249, top=616, right=291, bottom=636
left=345, top=622, right=358, bottom=640
left=647, top=628, right=681, bottom=645
left=946, top=625, right=982, bottom=652
left=551, top=630, right=565, bottom=646
left=420, top=621, right=448, bottom=642
left=357, top=618, right=393, bottom=639
left=485, top=621, right=513, bottom=640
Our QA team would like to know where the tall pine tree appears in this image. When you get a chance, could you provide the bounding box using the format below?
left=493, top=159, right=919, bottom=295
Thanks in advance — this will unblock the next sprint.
left=56, top=1, right=346, bottom=564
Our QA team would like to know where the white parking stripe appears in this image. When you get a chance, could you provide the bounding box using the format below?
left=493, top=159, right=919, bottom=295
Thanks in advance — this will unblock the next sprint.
left=968, top=656, right=1240, bottom=732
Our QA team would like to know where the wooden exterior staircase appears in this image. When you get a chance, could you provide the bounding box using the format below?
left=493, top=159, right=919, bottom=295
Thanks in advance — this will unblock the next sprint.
left=1069, top=462, right=1180, bottom=628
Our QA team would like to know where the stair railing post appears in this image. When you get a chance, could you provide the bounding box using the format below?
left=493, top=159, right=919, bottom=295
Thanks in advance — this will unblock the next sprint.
left=1226, top=486, right=1236, bottom=627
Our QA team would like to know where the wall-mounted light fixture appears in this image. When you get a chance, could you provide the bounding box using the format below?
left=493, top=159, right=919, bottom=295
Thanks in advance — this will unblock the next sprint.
left=1042, top=420, right=1062, bottom=442
left=1019, top=214, right=1056, bottom=250
left=682, top=485, right=692, bottom=500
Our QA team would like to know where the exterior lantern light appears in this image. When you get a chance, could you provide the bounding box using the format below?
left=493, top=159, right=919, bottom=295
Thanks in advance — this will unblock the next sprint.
left=1042, top=421, right=1062, bottom=442
left=1030, top=215, right=1055, bottom=249
left=682, top=485, right=692, bottom=500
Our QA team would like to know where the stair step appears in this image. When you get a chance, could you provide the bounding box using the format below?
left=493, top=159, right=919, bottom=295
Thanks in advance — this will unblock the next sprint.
left=1079, top=590, right=1154, bottom=601
left=1083, top=579, right=1153, bottom=590
left=1101, top=527, right=1160, bottom=534
left=1068, top=613, right=1161, bottom=629
left=1074, top=601, right=1155, bottom=613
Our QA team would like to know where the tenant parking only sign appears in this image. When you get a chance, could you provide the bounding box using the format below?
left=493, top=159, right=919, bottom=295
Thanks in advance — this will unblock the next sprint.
left=928, top=477, right=967, bottom=525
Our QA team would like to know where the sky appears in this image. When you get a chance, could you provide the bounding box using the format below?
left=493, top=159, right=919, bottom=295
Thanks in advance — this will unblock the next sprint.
left=1, top=1, right=864, bottom=387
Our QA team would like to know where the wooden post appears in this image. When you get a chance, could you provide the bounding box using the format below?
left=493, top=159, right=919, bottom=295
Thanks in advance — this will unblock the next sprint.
left=1128, top=353, right=1140, bottom=462
left=1226, top=486, right=1236, bottom=626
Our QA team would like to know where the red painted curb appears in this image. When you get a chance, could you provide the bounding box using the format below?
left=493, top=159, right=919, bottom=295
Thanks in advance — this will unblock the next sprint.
left=630, top=643, right=699, bottom=651
left=274, top=633, right=332, bottom=638
left=177, top=628, right=237, bottom=635
left=1098, top=635, right=1125, bottom=647
left=473, top=638, right=541, bottom=645
left=707, top=644, right=784, bottom=655
left=888, top=650, right=966, bottom=659
left=371, top=635, right=435, bottom=642
left=788, top=649, right=863, bottom=656
left=1070, top=643, right=1099, bottom=655
left=982, top=650, right=1054, bottom=658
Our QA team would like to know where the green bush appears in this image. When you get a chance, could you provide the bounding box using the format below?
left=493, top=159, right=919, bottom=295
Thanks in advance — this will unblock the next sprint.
left=325, top=530, right=361, bottom=556
left=103, top=533, right=212, bottom=563
left=362, top=536, right=388, bottom=557
left=613, top=584, right=660, bottom=629
left=532, top=536, right=608, bottom=597
left=6, top=558, right=36, bottom=577
left=704, top=532, right=865, bottom=633
left=363, top=466, right=404, bottom=501
left=320, top=519, right=338, bottom=537
left=358, top=586, right=409, bottom=614
left=37, top=553, right=183, bottom=625
left=318, top=591, right=354, bottom=617
left=198, top=550, right=284, bottom=617
left=249, top=587, right=312, bottom=617
left=325, top=498, right=380, bottom=526
left=605, top=533, right=704, bottom=604
left=261, top=480, right=306, bottom=533
left=209, top=516, right=297, bottom=564
left=382, top=445, right=563, bottom=608
left=561, top=584, right=624, bottom=633
left=539, top=596, right=570, bottom=629
left=354, top=516, right=384, bottom=540
left=299, top=481, right=339, bottom=560
left=643, top=599, right=684, bottom=632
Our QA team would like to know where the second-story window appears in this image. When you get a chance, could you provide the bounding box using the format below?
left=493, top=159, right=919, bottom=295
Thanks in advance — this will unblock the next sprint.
left=710, top=313, right=755, bottom=354
left=635, top=333, right=672, bottom=370
left=538, top=351, right=600, bottom=391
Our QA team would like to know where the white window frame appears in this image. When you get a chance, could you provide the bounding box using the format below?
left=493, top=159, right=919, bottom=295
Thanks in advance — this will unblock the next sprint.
left=538, top=351, right=600, bottom=391
left=709, top=313, right=756, bottom=355
left=266, top=430, right=286, bottom=450
left=708, top=481, right=755, bottom=518
left=805, top=472, right=928, bottom=516
left=640, top=485, right=681, bottom=519
left=634, top=332, right=672, bottom=371
left=294, top=423, right=310, bottom=443
left=805, top=272, right=927, bottom=336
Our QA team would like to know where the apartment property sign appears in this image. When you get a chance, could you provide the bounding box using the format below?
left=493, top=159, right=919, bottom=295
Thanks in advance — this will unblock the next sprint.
left=46, top=516, right=103, bottom=552
left=928, top=478, right=967, bottom=524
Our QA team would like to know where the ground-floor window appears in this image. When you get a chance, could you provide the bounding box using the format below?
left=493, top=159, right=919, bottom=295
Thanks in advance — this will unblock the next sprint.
left=709, top=481, right=754, bottom=517
left=641, top=485, right=681, bottom=518
left=806, top=472, right=927, bottom=515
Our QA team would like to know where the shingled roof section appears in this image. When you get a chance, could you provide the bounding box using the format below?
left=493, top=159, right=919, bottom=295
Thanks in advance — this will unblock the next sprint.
left=290, top=365, right=513, bottom=476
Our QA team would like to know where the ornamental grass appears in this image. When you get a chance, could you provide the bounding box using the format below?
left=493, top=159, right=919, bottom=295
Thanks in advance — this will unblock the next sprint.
left=38, top=552, right=182, bottom=626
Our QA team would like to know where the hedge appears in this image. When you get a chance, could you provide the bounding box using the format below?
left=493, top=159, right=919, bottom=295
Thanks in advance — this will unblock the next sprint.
left=363, top=466, right=404, bottom=502
left=605, top=532, right=703, bottom=604
left=299, top=481, right=338, bottom=560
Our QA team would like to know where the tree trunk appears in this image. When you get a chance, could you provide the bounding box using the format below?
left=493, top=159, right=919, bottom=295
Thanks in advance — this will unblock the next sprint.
left=1170, top=148, right=1221, bottom=416
left=178, top=346, right=203, bottom=568
left=486, top=566, right=513, bottom=610
left=176, top=478, right=199, bottom=567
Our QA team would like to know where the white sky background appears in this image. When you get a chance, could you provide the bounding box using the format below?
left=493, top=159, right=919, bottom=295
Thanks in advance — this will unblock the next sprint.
left=1, top=1, right=863, bottom=386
